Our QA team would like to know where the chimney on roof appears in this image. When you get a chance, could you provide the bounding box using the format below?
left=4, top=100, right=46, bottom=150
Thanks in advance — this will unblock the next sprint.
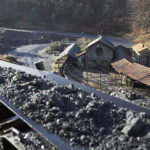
left=98, top=32, right=101, bottom=38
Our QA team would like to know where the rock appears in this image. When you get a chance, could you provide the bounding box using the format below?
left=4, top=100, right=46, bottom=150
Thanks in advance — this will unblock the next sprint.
left=67, top=83, right=75, bottom=91
left=122, top=117, right=145, bottom=136
left=62, top=122, right=70, bottom=130
left=0, top=76, right=5, bottom=84
left=129, top=93, right=138, bottom=100
left=118, top=135, right=128, bottom=142
left=91, top=92, right=97, bottom=99
left=80, top=135, right=85, bottom=142
left=146, top=132, right=150, bottom=138
left=110, top=92, right=116, bottom=96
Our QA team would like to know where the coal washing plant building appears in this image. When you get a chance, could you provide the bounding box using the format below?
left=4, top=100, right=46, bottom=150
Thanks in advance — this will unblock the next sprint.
left=76, top=36, right=114, bottom=68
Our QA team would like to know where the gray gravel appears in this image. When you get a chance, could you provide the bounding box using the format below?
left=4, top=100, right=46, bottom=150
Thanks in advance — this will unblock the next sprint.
left=7, top=44, right=57, bottom=71
left=0, top=67, right=150, bottom=149
left=110, top=88, right=150, bottom=108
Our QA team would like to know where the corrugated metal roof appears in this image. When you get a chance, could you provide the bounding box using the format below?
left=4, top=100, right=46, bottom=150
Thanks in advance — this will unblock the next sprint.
left=111, top=59, right=131, bottom=73
left=132, top=43, right=148, bottom=54
left=111, top=59, right=150, bottom=86
left=104, top=36, right=135, bottom=49
left=86, top=36, right=101, bottom=49
left=86, top=36, right=114, bottom=50
left=56, top=43, right=80, bottom=60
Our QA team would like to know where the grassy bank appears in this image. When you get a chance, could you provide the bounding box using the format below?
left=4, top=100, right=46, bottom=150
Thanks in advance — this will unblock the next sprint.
left=1, top=20, right=150, bottom=49
left=0, top=21, right=50, bottom=31
left=124, top=30, right=150, bottom=48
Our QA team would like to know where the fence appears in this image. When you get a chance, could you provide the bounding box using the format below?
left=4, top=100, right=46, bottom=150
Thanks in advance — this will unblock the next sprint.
left=63, top=61, right=125, bottom=91
left=57, top=59, right=135, bottom=93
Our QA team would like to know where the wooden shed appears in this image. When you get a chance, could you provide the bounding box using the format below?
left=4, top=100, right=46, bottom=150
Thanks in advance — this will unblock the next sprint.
left=112, top=58, right=150, bottom=87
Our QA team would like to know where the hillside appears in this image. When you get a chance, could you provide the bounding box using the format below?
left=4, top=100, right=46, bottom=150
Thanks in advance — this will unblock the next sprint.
left=0, top=0, right=150, bottom=34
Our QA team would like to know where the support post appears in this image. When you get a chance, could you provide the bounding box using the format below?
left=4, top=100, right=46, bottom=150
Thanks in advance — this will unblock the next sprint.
left=115, top=73, right=117, bottom=84
left=121, top=74, right=123, bottom=85
left=99, top=73, right=101, bottom=87
left=85, top=50, right=88, bottom=84
left=126, top=77, right=128, bottom=87
left=86, top=67, right=88, bottom=84
left=55, top=62, right=56, bottom=72
left=131, top=81, right=134, bottom=92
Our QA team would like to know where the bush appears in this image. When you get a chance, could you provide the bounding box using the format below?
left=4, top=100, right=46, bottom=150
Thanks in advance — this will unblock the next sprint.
left=44, top=39, right=68, bottom=54
left=77, top=38, right=92, bottom=52
left=0, top=55, right=17, bottom=63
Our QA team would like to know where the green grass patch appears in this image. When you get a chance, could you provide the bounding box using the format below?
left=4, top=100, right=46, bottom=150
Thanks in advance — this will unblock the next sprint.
left=77, top=38, right=93, bottom=52
left=80, top=39, right=92, bottom=52
left=14, top=21, right=49, bottom=31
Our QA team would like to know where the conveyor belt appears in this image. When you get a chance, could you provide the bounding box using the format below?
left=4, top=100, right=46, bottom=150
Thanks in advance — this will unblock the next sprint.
left=0, top=96, right=86, bottom=150
left=0, top=59, right=150, bottom=115
left=0, top=60, right=150, bottom=150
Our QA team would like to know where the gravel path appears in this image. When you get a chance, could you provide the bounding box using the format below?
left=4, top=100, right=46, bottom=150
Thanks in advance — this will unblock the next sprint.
left=7, top=44, right=56, bottom=71
left=0, top=67, right=150, bottom=149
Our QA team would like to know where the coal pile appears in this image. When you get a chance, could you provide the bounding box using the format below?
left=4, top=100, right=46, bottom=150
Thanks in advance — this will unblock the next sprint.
left=22, top=131, right=57, bottom=150
left=110, top=88, right=150, bottom=108
left=0, top=67, right=150, bottom=149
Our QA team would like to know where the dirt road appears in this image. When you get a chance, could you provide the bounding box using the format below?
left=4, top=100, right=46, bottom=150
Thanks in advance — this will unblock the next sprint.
left=7, top=43, right=57, bottom=71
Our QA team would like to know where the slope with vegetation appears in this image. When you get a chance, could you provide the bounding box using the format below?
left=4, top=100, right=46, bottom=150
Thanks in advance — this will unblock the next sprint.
left=0, top=0, right=149, bottom=33
left=0, top=0, right=150, bottom=43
